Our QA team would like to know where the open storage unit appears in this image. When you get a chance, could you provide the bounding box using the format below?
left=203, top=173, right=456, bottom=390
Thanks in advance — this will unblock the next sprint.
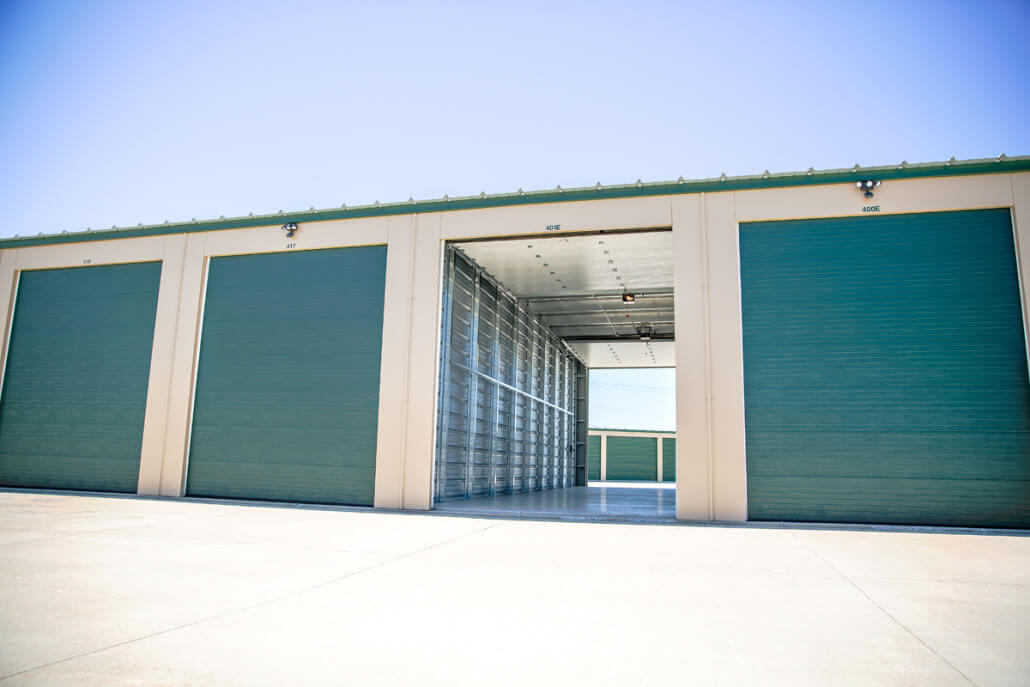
left=435, top=247, right=582, bottom=502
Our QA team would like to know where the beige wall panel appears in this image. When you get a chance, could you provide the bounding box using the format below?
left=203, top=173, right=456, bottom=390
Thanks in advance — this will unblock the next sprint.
left=734, top=173, right=1014, bottom=222
left=671, top=195, right=712, bottom=520
left=1011, top=172, right=1030, bottom=375
left=439, top=195, right=673, bottom=240
left=656, top=437, right=663, bottom=483
left=402, top=213, right=444, bottom=510
left=704, top=193, right=748, bottom=521
left=373, top=216, right=417, bottom=508
left=0, top=250, right=19, bottom=393
left=137, top=235, right=188, bottom=494
left=158, top=233, right=209, bottom=496
left=8, top=236, right=166, bottom=270
left=200, top=216, right=391, bottom=257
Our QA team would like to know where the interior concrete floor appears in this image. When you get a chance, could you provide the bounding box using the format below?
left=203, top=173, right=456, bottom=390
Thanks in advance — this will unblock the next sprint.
left=1, top=491, right=1028, bottom=686
left=432, top=482, right=676, bottom=521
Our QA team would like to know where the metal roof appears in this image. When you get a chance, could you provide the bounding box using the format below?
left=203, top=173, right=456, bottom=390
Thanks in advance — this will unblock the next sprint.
left=3, top=154, right=1027, bottom=248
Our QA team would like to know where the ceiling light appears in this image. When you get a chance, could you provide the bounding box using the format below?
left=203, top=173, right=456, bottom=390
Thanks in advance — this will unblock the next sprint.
left=622, top=293, right=636, bottom=303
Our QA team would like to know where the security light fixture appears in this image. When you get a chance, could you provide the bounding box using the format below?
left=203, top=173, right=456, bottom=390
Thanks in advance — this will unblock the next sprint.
left=635, top=322, right=654, bottom=341
left=622, top=292, right=636, bottom=304
left=856, top=180, right=881, bottom=199
left=282, top=222, right=299, bottom=237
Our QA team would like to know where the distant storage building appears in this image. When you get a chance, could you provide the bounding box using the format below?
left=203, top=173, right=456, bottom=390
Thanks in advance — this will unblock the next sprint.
left=588, top=429, right=676, bottom=483
left=0, top=157, right=1028, bottom=528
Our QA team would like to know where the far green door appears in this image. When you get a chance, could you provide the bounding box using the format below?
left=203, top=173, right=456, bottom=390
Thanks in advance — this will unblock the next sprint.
left=0, top=262, right=162, bottom=492
left=185, top=246, right=387, bottom=506
left=605, top=436, right=657, bottom=481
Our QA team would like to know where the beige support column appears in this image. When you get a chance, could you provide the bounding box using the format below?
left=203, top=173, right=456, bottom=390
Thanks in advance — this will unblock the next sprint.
left=157, top=233, right=209, bottom=496
left=373, top=216, right=417, bottom=508
left=398, top=213, right=444, bottom=510
left=671, top=193, right=749, bottom=521
left=137, top=235, right=188, bottom=495
left=656, top=436, right=663, bottom=482
left=1010, top=172, right=1030, bottom=375
left=0, top=250, right=18, bottom=392
left=671, top=195, right=712, bottom=520
left=705, top=192, right=748, bottom=521
left=599, top=432, right=607, bottom=480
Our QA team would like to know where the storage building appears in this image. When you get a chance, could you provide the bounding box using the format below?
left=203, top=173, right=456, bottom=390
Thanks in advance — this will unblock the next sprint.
left=0, top=156, right=1027, bottom=528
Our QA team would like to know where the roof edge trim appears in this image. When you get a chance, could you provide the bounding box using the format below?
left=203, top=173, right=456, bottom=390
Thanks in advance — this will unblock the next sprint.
left=4, top=156, right=1028, bottom=248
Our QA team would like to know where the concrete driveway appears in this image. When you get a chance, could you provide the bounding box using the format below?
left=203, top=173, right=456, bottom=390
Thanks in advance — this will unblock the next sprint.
left=0, top=492, right=1027, bottom=686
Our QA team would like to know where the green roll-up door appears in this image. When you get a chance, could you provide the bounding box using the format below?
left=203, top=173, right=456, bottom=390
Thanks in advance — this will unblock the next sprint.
left=662, top=437, right=675, bottom=482
left=605, top=436, right=657, bottom=481
left=186, top=246, right=387, bottom=506
left=588, top=435, right=601, bottom=480
left=0, top=262, right=162, bottom=492
left=741, top=209, right=1030, bottom=528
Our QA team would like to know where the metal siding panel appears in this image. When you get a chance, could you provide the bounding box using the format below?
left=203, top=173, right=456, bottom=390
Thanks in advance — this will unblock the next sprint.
left=445, top=256, right=476, bottom=500
left=433, top=249, right=456, bottom=502
left=432, top=247, right=578, bottom=501
left=512, top=392, right=527, bottom=491
left=605, top=436, right=658, bottom=481
left=514, top=306, right=530, bottom=491
left=186, top=246, right=386, bottom=506
left=0, top=262, right=162, bottom=492
left=740, top=209, right=1030, bottom=527
left=575, top=361, right=588, bottom=485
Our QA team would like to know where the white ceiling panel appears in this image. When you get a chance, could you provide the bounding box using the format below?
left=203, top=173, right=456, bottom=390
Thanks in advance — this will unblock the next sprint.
left=567, top=341, right=675, bottom=368
left=455, top=230, right=673, bottom=299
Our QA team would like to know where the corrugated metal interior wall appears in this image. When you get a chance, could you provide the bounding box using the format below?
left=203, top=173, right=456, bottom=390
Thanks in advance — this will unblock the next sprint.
left=435, top=247, right=583, bottom=502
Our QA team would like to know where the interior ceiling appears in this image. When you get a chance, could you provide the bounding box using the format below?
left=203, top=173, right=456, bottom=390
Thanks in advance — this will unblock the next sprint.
left=453, top=230, right=675, bottom=368
left=455, top=230, right=673, bottom=298
left=566, top=340, right=675, bottom=369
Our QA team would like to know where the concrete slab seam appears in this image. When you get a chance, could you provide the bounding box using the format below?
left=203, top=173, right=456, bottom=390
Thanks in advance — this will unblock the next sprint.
left=0, top=522, right=496, bottom=683
left=788, top=531, right=978, bottom=687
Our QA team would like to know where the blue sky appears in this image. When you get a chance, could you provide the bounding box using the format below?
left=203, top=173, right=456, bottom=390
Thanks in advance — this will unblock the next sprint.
left=590, top=368, right=676, bottom=431
left=1, top=0, right=1027, bottom=429
left=1, top=1, right=1027, bottom=236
